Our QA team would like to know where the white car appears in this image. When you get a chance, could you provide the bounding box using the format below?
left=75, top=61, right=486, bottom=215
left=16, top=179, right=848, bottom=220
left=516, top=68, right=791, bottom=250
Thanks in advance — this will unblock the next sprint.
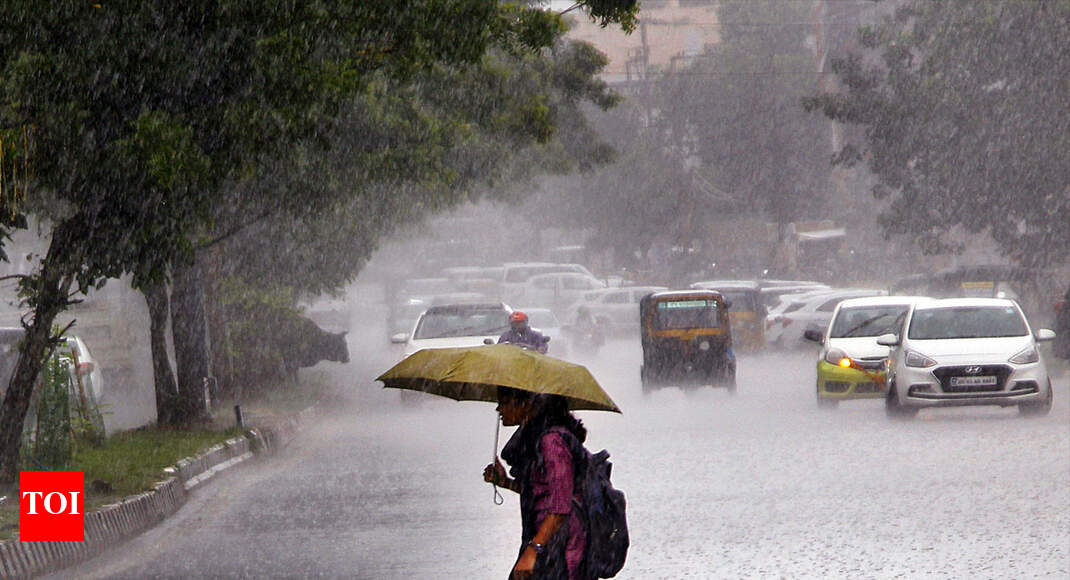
left=879, top=297, right=1056, bottom=418
left=60, top=335, right=105, bottom=403
left=758, top=282, right=830, bottom=310
left=521, top=272, right=606, bottom=315
left=567, top=285, right=668, bottom=334
left=0, top=329, right=104, bottom=403
left=766, top=288, right=888, bottom=348
left=401, top=303, right=513, bottom=359
left=500, top=262, right=595, bottom=306
left=805, top=296, right=929, bottom=408
left=441, top=266, right=504, bottom=299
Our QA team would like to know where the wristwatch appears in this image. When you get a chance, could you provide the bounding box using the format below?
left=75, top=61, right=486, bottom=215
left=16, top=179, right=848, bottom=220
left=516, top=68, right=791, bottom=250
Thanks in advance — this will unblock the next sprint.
left=527, top=541, right=546, bottom=556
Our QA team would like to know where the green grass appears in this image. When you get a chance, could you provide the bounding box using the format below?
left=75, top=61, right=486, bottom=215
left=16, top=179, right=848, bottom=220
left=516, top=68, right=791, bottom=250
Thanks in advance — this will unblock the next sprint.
left=74, top=426, right=244, bottom=499
left=0, top=425, right=243, bottom=541
left=0, top=374, right=327, bottom=541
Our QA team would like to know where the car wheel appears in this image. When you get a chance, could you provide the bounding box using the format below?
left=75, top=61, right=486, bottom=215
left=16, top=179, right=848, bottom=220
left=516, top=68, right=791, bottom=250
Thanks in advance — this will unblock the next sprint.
left=1019, top=379, right=1054, bottom=417
left=885, top=382, right=917, bottom=419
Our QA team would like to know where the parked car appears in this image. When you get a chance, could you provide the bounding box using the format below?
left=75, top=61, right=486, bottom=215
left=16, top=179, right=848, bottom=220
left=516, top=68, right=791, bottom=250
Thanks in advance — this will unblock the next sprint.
left=500, top=262, right=595, bottom=305
left=400, top=303, right=513, bottom=359
left=879, top=297, right=1056, bottom=418
left=567, top=285, right=668, bottom=335
left=0, top=329, right=103, bottom=404
left=804, top=296, right=928, bottom=409
left=441, top=266, right=504, bottom=299
left=758, top=281, right=830, bottom=310
left=59, top=335, right=105, bottom=403
left=522, top=272, right=605, bottom=316
left=766, top=288, right=888, bottom=348
left=690, top=280, right=766, bottom=351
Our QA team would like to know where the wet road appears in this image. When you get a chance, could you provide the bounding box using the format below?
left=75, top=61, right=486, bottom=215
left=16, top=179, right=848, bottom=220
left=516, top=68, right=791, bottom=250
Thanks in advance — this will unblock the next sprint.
left=53, top=310, right=1070, bottom=579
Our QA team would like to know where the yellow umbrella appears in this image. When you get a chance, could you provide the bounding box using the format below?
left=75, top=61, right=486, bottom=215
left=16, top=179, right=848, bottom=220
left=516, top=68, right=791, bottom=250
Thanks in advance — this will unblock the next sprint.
left=376, top=343, right=621, bottom=413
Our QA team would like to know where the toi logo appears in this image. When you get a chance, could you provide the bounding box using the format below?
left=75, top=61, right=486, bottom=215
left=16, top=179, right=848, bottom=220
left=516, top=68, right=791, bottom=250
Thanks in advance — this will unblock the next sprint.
left=20, top=471, right=84, bottom=541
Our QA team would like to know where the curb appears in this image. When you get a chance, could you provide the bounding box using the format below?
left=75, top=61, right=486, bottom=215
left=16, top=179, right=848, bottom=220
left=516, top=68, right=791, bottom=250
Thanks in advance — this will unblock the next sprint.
left=0, top=408, right=310, bottom=580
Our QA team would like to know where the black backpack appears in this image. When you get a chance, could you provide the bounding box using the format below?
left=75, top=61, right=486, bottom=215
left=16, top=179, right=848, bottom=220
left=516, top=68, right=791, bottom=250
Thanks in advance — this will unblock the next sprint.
left=580, top=449, right=629, bottom=578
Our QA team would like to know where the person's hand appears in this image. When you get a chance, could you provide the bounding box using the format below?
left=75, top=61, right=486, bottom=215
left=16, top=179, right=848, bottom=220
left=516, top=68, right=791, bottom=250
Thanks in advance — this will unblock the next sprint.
left=483, top=459, right=507, bottom=486
left=512, top=546, right=536, bottom=579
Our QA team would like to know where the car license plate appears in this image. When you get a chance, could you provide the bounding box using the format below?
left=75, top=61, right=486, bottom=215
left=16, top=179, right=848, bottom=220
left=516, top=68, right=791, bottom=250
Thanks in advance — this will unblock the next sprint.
left=950, top=375, right=997, bottom=387
left=854, top=382, right=880, bottom=394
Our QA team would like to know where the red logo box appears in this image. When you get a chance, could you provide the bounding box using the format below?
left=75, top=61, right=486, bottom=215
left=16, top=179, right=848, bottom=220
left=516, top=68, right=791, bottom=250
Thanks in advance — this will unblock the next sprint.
left=20, top=471, right=84, bottom=541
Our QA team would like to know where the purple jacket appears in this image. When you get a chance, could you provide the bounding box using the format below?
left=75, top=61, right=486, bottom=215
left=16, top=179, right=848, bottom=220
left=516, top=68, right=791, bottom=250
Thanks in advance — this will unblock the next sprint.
left=498, top=327, right=547, bottom=352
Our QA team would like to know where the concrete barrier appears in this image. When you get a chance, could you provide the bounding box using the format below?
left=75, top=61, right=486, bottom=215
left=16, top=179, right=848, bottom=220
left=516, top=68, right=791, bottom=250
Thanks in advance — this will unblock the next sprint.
left=0, top=412, right=308, bottom=579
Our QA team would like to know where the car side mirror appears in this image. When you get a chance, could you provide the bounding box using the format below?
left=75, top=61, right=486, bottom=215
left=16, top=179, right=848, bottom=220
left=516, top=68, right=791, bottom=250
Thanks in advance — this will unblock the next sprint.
left=1035, top=328, right=1056, bottom=342
left=876, top=333, right=899, bottom=347
left=483, top=338, right=495, bottom=345
left=542, top=336, right=551, bottom=343
left=803, top=329, right=824, bottom=344
left=390, top=333, right=409, bottom=344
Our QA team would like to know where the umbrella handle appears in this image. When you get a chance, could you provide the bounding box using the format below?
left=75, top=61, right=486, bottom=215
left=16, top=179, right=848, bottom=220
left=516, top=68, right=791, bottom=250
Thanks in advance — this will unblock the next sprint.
left=493, top=412, right=503, bottom=505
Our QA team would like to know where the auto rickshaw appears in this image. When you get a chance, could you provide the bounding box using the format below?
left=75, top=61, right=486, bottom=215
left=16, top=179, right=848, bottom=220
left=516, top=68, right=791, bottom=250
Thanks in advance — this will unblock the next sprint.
left=689, top=280, right=765, bottom=351
left=639, top=290, right=736, bottom=393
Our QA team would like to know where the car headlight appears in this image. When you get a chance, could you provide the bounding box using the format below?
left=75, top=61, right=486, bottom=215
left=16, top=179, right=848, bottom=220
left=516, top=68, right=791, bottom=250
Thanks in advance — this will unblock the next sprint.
left=825, top=348, right=851, bottom=367
left=905, top=350, right=937, bottom=368
left=1009, top=345, right=1039, bottom=364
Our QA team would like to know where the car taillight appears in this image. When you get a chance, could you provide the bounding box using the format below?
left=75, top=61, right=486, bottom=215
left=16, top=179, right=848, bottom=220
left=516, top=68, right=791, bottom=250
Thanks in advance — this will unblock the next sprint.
left=77, top=361, right=94, bottom=375
left=781, top=317, right=792, bottom=327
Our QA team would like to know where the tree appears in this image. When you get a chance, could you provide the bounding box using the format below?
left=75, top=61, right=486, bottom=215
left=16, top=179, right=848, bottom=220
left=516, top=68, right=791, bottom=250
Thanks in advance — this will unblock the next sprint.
left=199, top=37, right=624, bottom=392
left=0, top=0, right=589, bottom=483
left=529, top=0, right=840, bottom=276
left=803, top=0, right=1070, bottom=269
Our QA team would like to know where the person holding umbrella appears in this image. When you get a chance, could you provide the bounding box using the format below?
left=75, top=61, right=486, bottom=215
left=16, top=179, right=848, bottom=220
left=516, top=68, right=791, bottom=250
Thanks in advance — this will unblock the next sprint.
left=484, top=387, right=589, bottom=579
left=376, top=344, right=621, bottom=578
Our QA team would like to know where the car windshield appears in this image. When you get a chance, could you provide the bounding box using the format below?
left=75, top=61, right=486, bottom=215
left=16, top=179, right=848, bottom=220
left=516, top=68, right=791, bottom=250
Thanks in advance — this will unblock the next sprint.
left=908, top=306, right=1028, bottom=340
left=413, top=309, right=510, bottom=339
left=654, top=300, right=721, bottom=330
left=830, top=305, right=910, bottom=338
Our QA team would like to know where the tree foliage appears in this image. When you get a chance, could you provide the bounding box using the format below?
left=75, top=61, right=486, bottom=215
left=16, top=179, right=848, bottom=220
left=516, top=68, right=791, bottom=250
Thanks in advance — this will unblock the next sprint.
left=0, top=0, right=632, bottom=480
left=203, top=39, right=622, bottom=391
left=803, top=0, right=1070, bottom=268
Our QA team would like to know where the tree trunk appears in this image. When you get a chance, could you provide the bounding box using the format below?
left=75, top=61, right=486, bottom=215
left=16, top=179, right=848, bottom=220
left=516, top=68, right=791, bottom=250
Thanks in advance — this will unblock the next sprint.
left=202, top=248, right=234, bottom=401
left=0, top=252, right=73, bottom=483
left=170, top=258, right=213, bottom=426
left=143, top=281, right=182, bottom=427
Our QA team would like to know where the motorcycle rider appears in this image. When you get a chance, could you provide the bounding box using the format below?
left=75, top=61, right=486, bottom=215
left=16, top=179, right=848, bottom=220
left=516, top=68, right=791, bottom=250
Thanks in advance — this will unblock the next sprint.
left=572, top=305, right=605, bottom=351
left=498, top=311, right=548, bottom=353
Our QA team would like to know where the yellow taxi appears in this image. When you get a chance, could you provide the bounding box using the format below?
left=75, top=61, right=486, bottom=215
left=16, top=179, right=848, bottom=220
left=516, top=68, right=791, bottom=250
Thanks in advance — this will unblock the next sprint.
left=804, top=296, right=928, bottom=409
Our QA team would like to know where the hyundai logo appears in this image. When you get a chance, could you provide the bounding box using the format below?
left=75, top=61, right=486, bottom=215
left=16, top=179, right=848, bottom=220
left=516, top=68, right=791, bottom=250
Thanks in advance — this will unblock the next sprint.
left=964, top=366, right=983, bottom=375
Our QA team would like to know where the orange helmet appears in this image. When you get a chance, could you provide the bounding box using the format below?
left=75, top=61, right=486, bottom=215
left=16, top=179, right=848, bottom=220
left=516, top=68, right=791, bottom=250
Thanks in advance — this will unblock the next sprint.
left=509, top=311, right=528, bottom=323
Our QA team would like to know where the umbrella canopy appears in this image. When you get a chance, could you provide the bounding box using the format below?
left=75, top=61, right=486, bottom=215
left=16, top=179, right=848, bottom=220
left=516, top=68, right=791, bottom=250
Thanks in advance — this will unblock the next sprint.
left=376, top=343, right=621, bottom=413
